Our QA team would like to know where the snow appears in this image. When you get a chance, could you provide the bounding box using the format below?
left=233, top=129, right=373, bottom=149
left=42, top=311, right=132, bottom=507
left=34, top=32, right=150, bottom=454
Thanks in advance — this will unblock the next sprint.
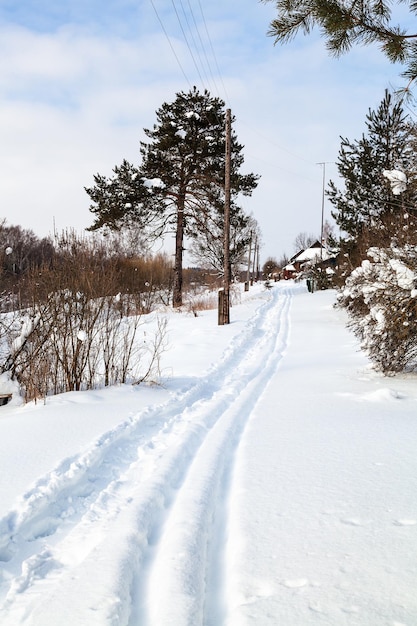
left=293, top=247, right=330, bottom=262
left=10, top=314, right=40, bottom=354
left=0, top=282, right=416, bottom=625
left=143, top=178, right=164, bottom=189
left=383, top=170, right=407, bottom=195
left=185, top=111, right=200, bottom=120
left=76, top=330, right=87, bottom=342
left=388, top=258, right=416, bottom=290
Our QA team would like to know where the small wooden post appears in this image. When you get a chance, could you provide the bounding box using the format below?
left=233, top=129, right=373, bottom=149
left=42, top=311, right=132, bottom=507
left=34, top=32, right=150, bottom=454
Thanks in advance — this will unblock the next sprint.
left=218, top=288, right=230, bottom=325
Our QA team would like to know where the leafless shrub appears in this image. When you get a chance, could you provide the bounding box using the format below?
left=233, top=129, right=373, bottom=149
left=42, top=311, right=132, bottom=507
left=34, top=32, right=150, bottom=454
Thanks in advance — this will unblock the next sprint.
left=2, top=290, right=168, bottom=402
left=0, top=235, right=170, bottom=402
left=1, top=228, right=174, bottom=314
left=133, top=316, right=168, bottom=384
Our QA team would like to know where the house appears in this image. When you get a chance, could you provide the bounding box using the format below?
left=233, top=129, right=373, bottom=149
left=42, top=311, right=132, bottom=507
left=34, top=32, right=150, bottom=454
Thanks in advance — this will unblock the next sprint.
left=282, top=241, right=333, bottom=280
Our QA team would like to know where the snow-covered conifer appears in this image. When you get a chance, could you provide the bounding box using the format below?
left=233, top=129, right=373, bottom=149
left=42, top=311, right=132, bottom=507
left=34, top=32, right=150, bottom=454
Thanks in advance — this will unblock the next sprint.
left=328, top=90, right=417, bottom=275
left=338, top=244, right=417, bottom=372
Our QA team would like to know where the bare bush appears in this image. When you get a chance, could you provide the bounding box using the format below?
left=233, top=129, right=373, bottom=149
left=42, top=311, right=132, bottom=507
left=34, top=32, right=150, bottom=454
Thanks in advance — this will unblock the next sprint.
left=0, top=235, right=170, bottom=402
left=1, top=290, right=168, bottom=402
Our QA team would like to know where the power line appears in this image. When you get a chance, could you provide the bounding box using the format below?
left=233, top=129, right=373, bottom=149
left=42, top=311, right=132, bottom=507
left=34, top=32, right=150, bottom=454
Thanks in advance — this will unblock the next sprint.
left=196, top=0, right=230, bottom=104
left=149, top=0, right=192, bottom=88
left=176, top=0, right=216, bottom=94
left=170, top=0, right=206, bottom=86
left=148, top=1, right=323, bottom=181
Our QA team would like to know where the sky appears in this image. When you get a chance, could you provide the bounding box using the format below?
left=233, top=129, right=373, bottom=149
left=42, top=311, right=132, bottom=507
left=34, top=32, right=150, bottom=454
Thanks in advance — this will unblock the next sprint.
left=0, top=283, right=416, bottom=624
left=0, top=0, right=408, bottom=263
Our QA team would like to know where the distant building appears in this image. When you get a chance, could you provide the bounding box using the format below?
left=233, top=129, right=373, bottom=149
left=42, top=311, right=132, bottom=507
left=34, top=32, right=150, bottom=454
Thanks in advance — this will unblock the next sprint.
left=282, top=241, right=336, bottom=280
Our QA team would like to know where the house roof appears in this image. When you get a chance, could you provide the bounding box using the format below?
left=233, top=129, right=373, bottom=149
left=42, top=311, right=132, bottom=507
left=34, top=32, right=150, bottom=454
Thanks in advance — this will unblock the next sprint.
left=293, top=241, right=330, bottom=263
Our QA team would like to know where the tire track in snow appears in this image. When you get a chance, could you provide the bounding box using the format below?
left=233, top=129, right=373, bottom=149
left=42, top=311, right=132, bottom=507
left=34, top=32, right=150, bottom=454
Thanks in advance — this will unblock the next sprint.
left=0, top=285, right=294, bottom=625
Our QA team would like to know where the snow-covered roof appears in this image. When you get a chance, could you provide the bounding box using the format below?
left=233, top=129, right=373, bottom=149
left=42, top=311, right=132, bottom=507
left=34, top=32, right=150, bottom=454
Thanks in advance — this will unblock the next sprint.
left=293, top=243, right=330, bottom=263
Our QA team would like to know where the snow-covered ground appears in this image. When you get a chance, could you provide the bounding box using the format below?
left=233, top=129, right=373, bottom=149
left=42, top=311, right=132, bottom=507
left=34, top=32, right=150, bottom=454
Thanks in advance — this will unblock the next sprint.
left=0, top=281, right=416, bottom=626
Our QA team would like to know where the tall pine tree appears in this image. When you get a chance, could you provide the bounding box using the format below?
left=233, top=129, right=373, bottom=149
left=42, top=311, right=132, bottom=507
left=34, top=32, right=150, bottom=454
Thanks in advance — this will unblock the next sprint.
left=328, top=89, right=417, bottom=273
left=86, top=87, right=259, bottom=307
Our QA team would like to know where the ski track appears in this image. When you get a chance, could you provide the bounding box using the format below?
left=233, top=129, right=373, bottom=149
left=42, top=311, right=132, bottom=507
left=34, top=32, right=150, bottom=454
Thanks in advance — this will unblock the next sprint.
left=0, top=285, right=297, bottom=625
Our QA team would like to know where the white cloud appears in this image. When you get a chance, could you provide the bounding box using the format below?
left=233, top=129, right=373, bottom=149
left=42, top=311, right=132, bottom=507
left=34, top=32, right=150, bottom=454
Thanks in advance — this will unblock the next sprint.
left=0, top=3, right=408, bottom=261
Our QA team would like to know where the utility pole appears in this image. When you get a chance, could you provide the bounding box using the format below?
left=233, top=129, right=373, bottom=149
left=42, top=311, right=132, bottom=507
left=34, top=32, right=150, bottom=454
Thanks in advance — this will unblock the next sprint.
left=316, top=162, right=331, bottom=260
left=245, top=230, right=252, bottom=291
left=251, top=234, right=257, bottom=283
left=219, top=108, right=231, bottom=325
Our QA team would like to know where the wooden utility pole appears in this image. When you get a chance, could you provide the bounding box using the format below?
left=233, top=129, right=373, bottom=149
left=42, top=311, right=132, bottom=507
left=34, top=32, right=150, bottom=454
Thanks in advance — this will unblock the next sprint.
left=218, top=108, right=231, bottom=325
left=317, top=162, right=331, bottom=261
left=251, top=234, right=257, bottom=284
left=245, top=230, right=252, bottom=291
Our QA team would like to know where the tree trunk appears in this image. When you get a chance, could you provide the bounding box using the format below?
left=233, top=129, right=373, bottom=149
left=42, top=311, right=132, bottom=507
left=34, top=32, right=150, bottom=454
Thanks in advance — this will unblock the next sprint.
left=173, top=197, right=185, bottom=307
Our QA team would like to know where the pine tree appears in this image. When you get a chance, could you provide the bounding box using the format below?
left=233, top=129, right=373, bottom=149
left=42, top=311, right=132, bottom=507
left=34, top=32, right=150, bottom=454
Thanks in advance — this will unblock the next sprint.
left=86, top=87, right=259, bottom=307
left=264, top=0, right=417, bottom=86
left=327, top=90, right=417, bottom=273
left=331, top=91, right=417, bottom=374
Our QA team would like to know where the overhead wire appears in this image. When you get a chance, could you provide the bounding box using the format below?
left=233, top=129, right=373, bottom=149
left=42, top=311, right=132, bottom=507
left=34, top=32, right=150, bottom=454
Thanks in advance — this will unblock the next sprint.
left=191, top=0, right=226, bottom=101
left=148, top=0, right=192, bottom=88
left=176, top=0, right=216, bottom=94
left=198, top=5, right=335, bottom=176
left=148, top=0, right=323, bottom=180
left=169, top=0, right=203, bottom=87
left=185, top=2, right=328, bottom=174
left=195, top=0, right=231, bottom=105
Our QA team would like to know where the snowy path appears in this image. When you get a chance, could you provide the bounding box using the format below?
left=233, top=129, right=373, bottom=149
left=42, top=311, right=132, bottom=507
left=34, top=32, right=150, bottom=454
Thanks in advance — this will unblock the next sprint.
left=0, top=282, right=416, bottom=626
left=0, top=285, right=297, bottom=625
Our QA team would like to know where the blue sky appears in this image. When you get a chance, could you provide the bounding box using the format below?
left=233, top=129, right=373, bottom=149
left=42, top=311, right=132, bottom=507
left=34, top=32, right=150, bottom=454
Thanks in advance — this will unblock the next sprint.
left=0, top=0, right=407, bottom=262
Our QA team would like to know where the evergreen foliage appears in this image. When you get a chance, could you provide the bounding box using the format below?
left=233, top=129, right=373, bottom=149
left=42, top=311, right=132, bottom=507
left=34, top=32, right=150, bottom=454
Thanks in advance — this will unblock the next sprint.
left=264, top=0, right=417, bottom=86
left=326, top=91, right=417, bottom=373
left=327, top=90, right=417, bottom=273
left=337, top=245, right=417, bottom=372
left=85, top=87, right=259, bottom=307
